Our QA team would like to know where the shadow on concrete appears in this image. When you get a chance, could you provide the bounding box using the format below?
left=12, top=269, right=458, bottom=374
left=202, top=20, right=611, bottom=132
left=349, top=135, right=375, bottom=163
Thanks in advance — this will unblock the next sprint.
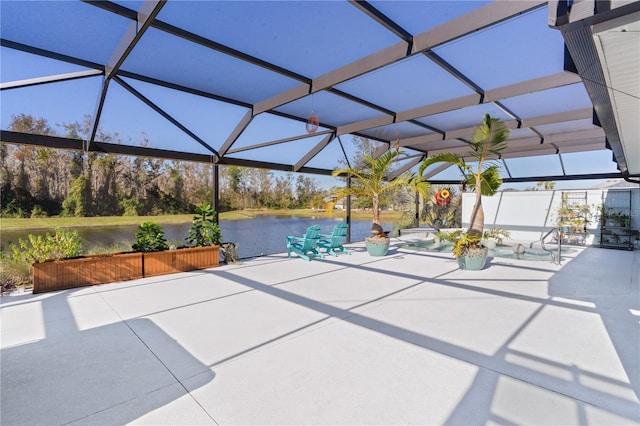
left=208, top=248, right=639, bottom=423
left=1, top=290, right=215, bottom=425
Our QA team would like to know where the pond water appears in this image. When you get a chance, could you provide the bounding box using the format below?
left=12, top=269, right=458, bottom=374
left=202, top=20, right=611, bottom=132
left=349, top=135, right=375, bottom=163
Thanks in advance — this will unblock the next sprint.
left=1, top=216, right=394, bottom=260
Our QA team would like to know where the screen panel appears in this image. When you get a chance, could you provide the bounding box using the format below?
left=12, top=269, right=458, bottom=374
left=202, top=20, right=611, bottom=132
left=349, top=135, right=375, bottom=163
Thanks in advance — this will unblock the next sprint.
left=504, top=155, right=564, bottom=178
left=123, top=77, right=250, bottom=152
left=416, top=103, right=512, bottom=132
left=97, top=82, right=214, bottom=155
left=1, top=78, right=101, bottom=135
left=0, top=1, right=130, bottom=65
left=275, top=91, right=387, bottom=128
left=371, top=1, right=490, bottom=35
left=122, top=28, right=301, bottom=104
left=157, top=1, right=399, bottom=78
left=562, top=150, right=620, bottom=175
left=336, top=56, right=475, bottom=113
left=433, top=7, right=564, bottom=90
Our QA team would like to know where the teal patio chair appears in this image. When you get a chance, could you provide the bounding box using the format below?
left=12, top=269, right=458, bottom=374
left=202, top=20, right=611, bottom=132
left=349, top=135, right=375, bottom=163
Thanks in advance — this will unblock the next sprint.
left=317, top=222, right=351, bottom=257
left=286, top=225, right=323, bottom=261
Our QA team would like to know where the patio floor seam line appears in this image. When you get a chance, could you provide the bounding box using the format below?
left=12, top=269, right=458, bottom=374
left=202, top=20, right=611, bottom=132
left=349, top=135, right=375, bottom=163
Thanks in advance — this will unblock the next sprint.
left=59, top=382, right=183, bottom=426
left=95, top=290, right=221, bottom=426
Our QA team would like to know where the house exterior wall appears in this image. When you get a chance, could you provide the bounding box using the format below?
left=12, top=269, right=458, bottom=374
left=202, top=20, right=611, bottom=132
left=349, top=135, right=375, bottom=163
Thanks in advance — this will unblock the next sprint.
left=461, top=187, right=640, bottom=246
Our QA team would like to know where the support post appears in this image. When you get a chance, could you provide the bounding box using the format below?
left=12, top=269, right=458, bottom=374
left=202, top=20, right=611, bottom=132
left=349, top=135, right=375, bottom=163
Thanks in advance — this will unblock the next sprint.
left=346, top=175, right=352, bottom=243
left=212, top=163, right=219, bottom=223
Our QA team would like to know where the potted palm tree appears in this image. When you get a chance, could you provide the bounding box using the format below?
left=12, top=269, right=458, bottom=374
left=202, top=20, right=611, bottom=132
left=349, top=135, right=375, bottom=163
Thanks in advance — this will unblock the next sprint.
left=326, top=149, right=429, bottom=256
left=418, top=114, right=510, bottom=269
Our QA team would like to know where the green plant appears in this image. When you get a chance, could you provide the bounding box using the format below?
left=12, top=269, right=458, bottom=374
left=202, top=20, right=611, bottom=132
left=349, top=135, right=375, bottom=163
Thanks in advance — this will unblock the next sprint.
left=451, top=232, right=483, bottom=258
left=85, top=242, right=133, bottom=255
left=556, top=203, right=595, bottom=230
left=1, top=229, right=83, bottom=289
left=186, top=204, right=222, bottom=247
left=556, top=206, right=576, bottom=218
left=132, top=221, right=169, bottom=252
left=5, top=229, right=83, bottom=263
left=30, top=205, right=47, bottom=218
left=326, top=149, right=429, bottom=237
left=1, top=254, right=32, bottom=290
left=605, top=209, right=631, bottom=227
left=483, top=228, right=511, bottom=245
left=435, top=229, right=464, bottom=243
left=418, top=114, right=509, bottom=258
left=435, top=228, right=511, bottom=257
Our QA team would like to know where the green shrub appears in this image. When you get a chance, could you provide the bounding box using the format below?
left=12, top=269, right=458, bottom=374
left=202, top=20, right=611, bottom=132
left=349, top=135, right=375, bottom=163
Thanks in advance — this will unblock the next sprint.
left=186, top=204, right=222, bottom=247
left=1, top=229, right=83, bottom=288
left=85, top=242, right=133, bottom=255
left=5, top=228, right=83, bottom=263
left=132, top=221, right=169, bottom=252
left=1, top=254, right=32, bottom=288
left=30, top=205, right=48, bottom=218
left=119, top=198, right=140, bottom=216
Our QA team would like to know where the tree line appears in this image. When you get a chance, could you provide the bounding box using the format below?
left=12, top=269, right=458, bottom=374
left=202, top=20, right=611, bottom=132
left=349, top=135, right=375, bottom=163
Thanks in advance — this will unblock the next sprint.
left=1, top=114, right=329, bottom=218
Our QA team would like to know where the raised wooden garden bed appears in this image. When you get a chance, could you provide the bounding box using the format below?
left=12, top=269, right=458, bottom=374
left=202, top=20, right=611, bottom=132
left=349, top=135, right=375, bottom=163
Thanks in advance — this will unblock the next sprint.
left=142, top=245, right=220, bottom=277
left=32, top=252, right=143, bottom=294
left=32, top=245, right=220, bottom=293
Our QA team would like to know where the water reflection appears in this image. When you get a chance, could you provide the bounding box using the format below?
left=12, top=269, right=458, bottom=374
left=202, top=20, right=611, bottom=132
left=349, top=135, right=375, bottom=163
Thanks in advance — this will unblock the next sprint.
left=1, top=216, right=394, bottom=259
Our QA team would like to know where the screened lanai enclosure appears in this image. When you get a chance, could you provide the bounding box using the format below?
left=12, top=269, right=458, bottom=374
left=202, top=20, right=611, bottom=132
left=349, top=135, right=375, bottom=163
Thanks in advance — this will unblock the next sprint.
left=1, top=1, right=639, bottom=196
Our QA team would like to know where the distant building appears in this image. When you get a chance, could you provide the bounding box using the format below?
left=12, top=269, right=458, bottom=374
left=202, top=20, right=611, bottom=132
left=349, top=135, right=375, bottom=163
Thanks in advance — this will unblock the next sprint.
left=591, top=179, right=640, bottom=190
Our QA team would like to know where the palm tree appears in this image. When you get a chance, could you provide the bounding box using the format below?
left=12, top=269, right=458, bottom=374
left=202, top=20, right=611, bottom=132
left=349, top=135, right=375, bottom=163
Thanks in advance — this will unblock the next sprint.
left=326, top=149, right=429, bottom=235
left=536, top=181, right=556, bottom=190
left=418, top=114, right=510, bottom=240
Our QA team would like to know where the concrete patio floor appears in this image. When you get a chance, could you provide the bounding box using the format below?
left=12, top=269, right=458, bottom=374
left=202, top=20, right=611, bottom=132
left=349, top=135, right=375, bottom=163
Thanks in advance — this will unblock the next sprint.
left=1, top=239, right=639, bottom=425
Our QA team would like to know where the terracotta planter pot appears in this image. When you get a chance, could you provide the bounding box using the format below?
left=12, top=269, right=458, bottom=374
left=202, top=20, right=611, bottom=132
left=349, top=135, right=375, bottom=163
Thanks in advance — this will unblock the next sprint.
left=142, top=245, right=220, bottom=277
left=32, top=252, right=143, bottom=294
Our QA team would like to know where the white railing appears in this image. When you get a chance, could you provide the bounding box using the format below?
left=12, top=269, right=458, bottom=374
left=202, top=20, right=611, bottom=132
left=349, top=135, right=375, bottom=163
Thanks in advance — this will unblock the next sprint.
left=530, top=227, right=562, bottom=265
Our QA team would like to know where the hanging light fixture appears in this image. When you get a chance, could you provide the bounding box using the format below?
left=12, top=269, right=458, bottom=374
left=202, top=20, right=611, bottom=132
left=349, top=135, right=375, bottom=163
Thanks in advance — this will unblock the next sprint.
left=394, top=128, right=400, bottom=152
left=306, top=115, right=319, bottom=134
left=306, top=93, right=319, bottom=134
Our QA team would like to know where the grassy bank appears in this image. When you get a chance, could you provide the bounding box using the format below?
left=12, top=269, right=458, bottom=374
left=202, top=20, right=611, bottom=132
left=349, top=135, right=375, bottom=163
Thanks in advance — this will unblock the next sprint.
left=1, top=209, right=408, bottom=230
